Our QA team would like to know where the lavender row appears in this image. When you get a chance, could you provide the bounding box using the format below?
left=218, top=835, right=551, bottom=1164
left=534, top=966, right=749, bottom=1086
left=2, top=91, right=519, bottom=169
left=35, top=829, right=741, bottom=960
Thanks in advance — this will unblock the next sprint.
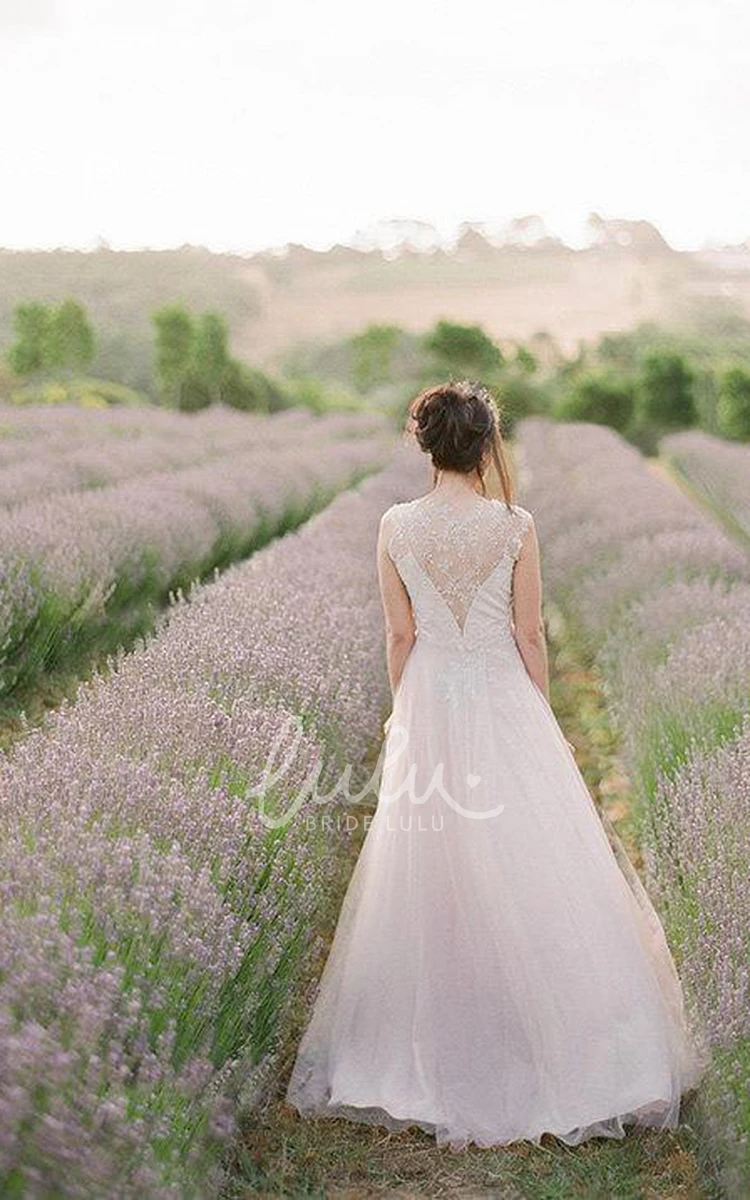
left=515, top=419, right=750, bottom=773
left=647, top=720, right=750, bottom=1197
left=0, top=406, right=389, bottom=508
left=0, top=444, right=429, bottom=1197
left=516, top=418, right=750, bottom=1190
left=662, top=429, right=750, bottom=547
left=0, top=430, right=392, bottom=697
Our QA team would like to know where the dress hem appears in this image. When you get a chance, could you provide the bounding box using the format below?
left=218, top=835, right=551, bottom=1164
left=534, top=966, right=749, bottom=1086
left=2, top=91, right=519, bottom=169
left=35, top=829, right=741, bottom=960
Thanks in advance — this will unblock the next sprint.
left=285, top=1086, right=692, bottom=1152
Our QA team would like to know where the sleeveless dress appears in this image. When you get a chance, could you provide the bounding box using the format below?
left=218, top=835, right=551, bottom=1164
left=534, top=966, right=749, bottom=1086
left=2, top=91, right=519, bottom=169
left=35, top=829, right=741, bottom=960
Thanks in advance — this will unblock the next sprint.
left=285, top=492, right=703, bottom=1150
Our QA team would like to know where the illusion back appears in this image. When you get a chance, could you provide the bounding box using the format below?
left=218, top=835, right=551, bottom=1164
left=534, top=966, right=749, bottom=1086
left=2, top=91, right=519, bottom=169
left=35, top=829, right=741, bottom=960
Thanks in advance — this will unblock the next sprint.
left=383, top=494, right=533, bottom=651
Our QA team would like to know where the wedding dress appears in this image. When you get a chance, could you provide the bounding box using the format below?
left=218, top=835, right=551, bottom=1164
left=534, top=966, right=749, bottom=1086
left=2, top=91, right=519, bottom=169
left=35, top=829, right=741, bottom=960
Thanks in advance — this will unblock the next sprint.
left=285, top=491, right=703, bottom=1150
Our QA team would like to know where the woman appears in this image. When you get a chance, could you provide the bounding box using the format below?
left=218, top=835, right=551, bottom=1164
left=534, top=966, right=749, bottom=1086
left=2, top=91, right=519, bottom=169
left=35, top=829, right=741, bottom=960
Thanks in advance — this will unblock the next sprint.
left=285, top=380, right=703, bottom=1150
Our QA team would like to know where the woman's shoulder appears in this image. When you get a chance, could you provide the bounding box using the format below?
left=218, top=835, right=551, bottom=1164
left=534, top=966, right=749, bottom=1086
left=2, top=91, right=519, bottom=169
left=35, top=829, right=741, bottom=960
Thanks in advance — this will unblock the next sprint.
left=379, top=496, right=427, bottom=560
left=490, top=500, right=535, bottom=561
left=491, top=499, right=535, bottom=526
left=379, top=496, right=424, bottom=527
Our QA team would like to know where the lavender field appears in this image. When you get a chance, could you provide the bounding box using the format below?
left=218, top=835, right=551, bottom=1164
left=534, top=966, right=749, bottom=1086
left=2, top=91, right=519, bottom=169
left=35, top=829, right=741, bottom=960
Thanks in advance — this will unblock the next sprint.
left=2, top=402, right=749, bottom=1197
left=662, top=430, right=750, bottom=548
left=0, top=419, right=428, bottom=1196
left=0, top=407, right=392, bottom=701
left=0, top=406, right=389, bottom=507
left=517, top=419, right=750, bottom=1194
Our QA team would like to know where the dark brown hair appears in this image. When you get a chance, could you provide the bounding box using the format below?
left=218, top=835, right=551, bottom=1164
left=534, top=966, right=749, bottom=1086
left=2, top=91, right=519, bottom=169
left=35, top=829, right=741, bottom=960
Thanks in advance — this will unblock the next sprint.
left=408, top=379, right=515, bottom=506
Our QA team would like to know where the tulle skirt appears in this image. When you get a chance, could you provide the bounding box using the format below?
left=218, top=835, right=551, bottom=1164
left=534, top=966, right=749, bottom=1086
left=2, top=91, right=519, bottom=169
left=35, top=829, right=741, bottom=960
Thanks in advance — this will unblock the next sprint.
left=285, top=638, right=704, bottom=1150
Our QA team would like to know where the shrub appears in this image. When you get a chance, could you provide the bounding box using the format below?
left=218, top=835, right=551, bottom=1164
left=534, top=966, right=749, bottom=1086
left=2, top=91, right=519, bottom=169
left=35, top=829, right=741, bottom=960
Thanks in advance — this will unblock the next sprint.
left=495, top=373, right=550, bottom=434
left=219, top=361, right=289, bottom=413
left=553, top=372, right=635, bottom=432
left=281, top=375, right=363, bottom=414
left=9, top=377, right=146, bottom=408
left=514, top=344, right=538, bottom=374
left=636, top=350, right=696, bottom=430
left=350, top=324, right=401, bottom=392
left=423, top=319, right=504, bottom=376
left=717, top=366, right=750, bottom=441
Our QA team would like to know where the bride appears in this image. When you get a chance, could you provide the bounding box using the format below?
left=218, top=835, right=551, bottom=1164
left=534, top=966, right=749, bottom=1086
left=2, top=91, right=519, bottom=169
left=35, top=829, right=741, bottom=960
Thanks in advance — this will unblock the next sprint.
left=285, top=379, right=703, bottom=1150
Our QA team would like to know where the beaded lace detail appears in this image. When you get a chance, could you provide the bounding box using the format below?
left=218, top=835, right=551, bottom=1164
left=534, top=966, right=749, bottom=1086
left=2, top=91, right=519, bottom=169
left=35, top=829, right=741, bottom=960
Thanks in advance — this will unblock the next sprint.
left=386, top=493, right=532, bottom=633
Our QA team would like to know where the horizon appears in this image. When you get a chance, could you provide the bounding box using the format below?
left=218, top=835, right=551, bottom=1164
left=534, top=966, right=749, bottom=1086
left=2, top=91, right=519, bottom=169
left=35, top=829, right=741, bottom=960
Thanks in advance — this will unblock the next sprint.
left=1, top=210, right=748, bottom=260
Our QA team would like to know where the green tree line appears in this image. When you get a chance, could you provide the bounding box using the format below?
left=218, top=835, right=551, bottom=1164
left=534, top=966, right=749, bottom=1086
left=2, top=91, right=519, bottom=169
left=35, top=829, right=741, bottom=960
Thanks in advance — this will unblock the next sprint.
left=336, top=317, right=750, bottom=444
left=3, top=298, right=288, bottom=414
left=5, top=294, right=750, bottom=439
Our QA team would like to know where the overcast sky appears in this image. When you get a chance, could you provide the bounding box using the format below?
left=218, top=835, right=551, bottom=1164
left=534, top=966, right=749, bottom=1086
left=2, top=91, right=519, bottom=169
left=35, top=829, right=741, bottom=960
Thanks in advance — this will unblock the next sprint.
left=1, top=0, right=748, bottom=253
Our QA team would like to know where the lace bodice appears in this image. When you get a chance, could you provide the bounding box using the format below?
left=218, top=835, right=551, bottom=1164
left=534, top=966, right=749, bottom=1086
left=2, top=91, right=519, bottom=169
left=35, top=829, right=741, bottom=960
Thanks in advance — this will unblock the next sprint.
left=381, top=492, right=533, bottom=653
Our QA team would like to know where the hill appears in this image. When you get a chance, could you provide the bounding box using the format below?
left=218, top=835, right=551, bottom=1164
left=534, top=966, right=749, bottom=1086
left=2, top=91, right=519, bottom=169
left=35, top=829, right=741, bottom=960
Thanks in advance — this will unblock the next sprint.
left=3, top=218, right=750, bottom=382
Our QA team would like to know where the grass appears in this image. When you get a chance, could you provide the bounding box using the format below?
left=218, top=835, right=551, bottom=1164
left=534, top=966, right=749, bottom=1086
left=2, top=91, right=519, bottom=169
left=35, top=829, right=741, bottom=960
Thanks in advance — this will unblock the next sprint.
left=222, top=605, right=717, bottom=1200
left=545, top=602, right=642, bottom=868
left=224, top=1114, right=704, bottom=1199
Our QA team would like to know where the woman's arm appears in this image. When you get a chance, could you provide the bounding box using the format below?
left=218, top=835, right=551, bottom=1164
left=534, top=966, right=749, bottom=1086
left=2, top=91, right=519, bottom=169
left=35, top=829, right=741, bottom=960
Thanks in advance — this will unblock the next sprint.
left=511, top=515, right=550, bottom=701
left=377, top=513, right=416, bottom=697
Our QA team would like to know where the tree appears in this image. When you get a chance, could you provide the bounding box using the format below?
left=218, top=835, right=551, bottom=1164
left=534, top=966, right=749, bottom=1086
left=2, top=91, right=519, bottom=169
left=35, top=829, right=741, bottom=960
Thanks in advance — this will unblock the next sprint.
left=597, top=331, right=639, bottom=370
left=45, top=299, right=96, bottom=371
left=219, top=360, right=284, bottom=412
left=717, top=366, right=750, bottom=440
left=555, top=342, right=588, bottom=385
left=514, top=345, right=538, bottom=374
left=350, top=323, right=401, bottom=392
left=190, top=312, right=230, bottom=403
left=152, top=302, right=289, bottom=413
left=423, top=320, right=504, bottom=376
left=496, top=373, right=550, bottom=433
left=554, top=372, right=635, bottom=433
left=153, top=305, right=195, bottom=403
left=176, top=370, right=212, bottom=412
left=6, top=302, right=52, bottom=375
left=636, top=351, right=696, bottom=429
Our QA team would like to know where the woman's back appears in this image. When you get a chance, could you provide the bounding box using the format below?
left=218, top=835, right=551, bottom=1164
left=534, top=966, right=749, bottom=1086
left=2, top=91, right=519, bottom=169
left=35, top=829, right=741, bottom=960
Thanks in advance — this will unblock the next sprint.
left=380, top=492, right=533, bottom=652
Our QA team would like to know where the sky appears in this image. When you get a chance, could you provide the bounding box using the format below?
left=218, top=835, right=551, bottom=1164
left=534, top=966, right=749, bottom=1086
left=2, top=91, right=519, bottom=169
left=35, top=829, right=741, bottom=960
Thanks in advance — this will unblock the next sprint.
left=1, top=0, right=749, bottom=254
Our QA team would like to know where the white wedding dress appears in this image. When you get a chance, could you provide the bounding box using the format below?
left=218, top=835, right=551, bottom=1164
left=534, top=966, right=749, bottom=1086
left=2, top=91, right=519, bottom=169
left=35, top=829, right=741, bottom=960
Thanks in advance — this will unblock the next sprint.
left=285, top=492, right=703, bottom=1150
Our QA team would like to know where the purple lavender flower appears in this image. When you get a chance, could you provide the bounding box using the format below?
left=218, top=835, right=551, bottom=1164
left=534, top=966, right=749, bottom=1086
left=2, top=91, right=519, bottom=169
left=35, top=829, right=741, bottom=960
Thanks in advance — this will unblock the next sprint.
left=0, top=434, right=430, bottom=1197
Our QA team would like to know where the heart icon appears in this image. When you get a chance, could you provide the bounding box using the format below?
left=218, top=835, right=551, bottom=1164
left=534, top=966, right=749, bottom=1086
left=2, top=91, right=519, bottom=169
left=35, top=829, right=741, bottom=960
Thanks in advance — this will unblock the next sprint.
left=467, top=774, right=481, bottom=788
